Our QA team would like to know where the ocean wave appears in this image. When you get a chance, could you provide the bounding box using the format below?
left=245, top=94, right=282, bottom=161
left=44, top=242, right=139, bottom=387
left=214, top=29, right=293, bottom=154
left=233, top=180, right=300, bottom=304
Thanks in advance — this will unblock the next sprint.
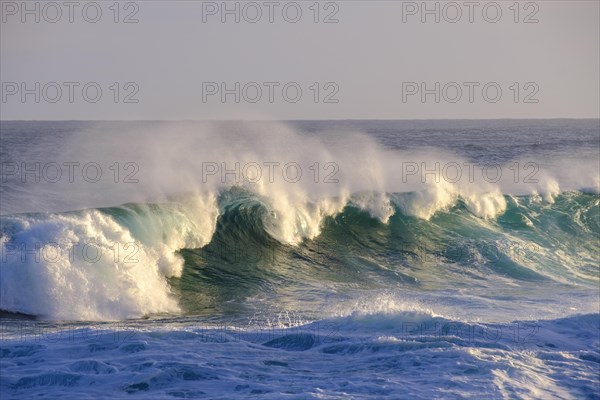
left=1, top=187, right=598, bottom=320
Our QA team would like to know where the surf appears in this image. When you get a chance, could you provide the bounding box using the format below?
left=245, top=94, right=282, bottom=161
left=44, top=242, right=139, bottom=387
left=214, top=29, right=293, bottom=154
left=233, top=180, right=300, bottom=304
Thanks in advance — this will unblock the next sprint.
left=1, top=186, right=597, bottom=320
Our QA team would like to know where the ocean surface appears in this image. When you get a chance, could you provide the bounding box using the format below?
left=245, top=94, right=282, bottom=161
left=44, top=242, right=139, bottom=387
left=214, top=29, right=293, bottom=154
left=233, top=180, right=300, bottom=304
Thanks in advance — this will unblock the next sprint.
left=0, top=120, right=599, bottom=399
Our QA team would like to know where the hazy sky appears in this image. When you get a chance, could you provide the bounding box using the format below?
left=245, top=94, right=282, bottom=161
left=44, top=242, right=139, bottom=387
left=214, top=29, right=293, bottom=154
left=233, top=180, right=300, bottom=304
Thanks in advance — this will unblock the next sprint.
left=1, top=0, right=599, bottom=120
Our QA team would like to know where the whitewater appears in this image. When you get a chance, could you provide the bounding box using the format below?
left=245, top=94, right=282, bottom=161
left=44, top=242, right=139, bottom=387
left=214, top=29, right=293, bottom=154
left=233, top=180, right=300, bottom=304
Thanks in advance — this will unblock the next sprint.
left=0, top=120, right=598, bottom=399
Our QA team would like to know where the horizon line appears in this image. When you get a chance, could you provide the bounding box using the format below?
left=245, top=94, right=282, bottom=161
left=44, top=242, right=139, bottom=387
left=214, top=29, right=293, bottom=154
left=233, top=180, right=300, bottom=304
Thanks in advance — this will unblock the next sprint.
left=2, top=117, right=600, bottom=123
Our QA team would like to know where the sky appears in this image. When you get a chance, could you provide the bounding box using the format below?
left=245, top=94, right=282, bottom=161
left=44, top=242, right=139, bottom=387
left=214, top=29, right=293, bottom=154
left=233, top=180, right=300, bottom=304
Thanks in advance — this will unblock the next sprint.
left=1, top=0, right=599, bottom=120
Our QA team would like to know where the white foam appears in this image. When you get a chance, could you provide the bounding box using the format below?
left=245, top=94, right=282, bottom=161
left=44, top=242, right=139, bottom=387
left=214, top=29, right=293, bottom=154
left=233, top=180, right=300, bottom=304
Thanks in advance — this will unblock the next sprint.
left=0, top=193, right=219, bottom=320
